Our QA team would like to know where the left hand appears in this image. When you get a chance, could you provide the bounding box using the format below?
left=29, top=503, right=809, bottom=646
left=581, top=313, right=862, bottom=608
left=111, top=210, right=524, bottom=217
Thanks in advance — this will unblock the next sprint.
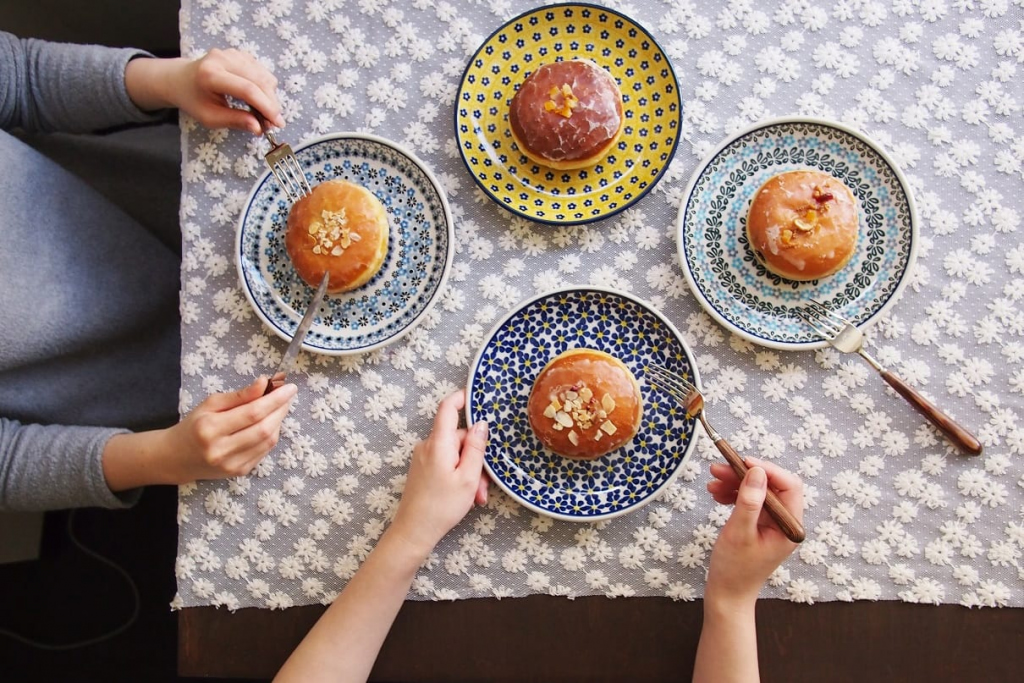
left=125, top=48, right=285, bottom=133
left=388, top=390, right=490, bottom=559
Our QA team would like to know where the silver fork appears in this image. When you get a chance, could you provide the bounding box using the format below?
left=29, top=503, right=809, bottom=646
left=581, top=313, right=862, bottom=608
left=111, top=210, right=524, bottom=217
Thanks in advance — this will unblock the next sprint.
left=249, top=107, right=311, bottom=202
left=794, top=300, right=982, bottom=456
left=646, top=364, right=805, bottom=543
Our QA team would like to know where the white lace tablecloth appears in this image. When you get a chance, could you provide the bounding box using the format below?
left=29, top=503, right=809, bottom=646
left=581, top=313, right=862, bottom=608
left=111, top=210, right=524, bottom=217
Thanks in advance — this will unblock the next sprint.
left=173, top=0, right=1024, bottom=611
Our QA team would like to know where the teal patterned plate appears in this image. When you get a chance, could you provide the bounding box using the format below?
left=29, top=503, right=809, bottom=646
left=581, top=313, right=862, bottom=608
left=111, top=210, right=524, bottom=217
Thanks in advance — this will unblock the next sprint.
left=235, top=133, right=453, bottom=355
left=676, top=117, right=918, bottom=350
left=466, top=286, right=699, bottom=522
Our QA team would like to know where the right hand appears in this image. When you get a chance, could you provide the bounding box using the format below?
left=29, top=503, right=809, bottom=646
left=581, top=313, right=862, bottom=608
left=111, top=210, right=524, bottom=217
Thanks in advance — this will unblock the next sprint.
left=389, top=390, right=489, bottom=559
left=704, top=458, right=804, bottom=604
left=125, top=49, right=286, bottom=134
left=163, top=376, right=297, bottom=482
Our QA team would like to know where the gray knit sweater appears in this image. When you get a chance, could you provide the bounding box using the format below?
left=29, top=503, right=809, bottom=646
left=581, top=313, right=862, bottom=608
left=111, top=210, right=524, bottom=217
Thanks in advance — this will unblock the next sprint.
left=0, top=32, right=178, bottom=511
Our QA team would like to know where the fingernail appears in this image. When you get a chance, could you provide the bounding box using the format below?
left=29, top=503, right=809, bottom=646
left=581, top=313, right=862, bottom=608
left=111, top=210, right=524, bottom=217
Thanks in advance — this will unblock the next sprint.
left=471, top=421, right=488, bottom=438
left=746, top=467, right=766, bottom=490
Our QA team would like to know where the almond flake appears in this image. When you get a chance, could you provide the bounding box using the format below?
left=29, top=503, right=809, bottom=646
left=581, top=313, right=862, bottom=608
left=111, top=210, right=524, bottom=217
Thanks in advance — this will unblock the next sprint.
left=555, top=411, right=574, bottom=428
left=600, top=420, right=617, bottom=435
left=601, top=394, right=616, bottom=413
left=579, top=387, right=593, bottom=403
left=552, top=422, right=564, bottom=431
left=567, top=430, right=579, bottom=446
left=593, top=430, right=603, bottom=441
left=564, top=391, right=578, bottom=400
left=543, top=404, right=557, bottom=419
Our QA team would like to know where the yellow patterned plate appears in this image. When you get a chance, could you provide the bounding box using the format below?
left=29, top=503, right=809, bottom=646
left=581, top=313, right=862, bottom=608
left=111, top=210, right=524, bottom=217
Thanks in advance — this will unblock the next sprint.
left=455, top=2, right=682, bottom=225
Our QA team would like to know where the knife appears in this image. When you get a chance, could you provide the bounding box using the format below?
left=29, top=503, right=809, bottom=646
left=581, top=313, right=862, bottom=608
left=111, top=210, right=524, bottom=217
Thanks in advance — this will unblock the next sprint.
left=264, top=272, right=331, bottom=395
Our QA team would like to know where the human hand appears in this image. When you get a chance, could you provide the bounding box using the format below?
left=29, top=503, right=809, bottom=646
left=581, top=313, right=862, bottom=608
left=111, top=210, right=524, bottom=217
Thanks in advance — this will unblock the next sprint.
left=162, top=376, right=297, bottom=482
left=704, top=458, right=804, bottom=606
left=124, top=49, right=285, bottom=133
left=388, top=390, right=489, bottom=559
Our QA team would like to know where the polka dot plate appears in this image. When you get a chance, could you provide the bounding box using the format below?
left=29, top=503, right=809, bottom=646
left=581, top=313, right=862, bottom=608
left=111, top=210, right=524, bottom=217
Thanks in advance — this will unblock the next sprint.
left=235, top=133, right=453, bottom=355
left=676, top=117, right=918, bottom=351
left=455, top=2, right=682, bottom=225
left=466, top=286, right=699, bottom=522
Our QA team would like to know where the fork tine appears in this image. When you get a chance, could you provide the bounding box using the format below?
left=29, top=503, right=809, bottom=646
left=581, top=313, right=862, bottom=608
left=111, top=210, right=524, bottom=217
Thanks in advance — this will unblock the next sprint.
left=793, top=308, right=839, bottom=339
left=270, top=166, right=292, bottom=201
left=645, top=364, right=698, bottom=400
left=797, top=304, right=844, bottom=335
left=280, top=152, right=311, bottom=197
left=809, top=299, right=851, bottom=325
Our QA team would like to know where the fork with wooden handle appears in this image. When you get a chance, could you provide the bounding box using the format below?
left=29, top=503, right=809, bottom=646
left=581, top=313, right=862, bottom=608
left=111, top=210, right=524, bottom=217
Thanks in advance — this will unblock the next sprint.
left=795, top=300, right=982, bottom=456
left=646, top=364, right=806, bottom=544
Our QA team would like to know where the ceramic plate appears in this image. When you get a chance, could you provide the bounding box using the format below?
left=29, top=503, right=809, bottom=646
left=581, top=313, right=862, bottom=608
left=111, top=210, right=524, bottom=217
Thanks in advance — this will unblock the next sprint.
left=466, top=286, right=699, bottom=522
left=455, top=2, right=682, bottom=225
left=235, top=133, right=453, bottom=355
left=676, top=117, right=918, bottom=351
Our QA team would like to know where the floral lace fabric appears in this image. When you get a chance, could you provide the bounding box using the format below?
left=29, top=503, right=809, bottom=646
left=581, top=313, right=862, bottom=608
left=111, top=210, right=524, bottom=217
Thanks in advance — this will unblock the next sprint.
left=175, top=0, right=1024, bottom=610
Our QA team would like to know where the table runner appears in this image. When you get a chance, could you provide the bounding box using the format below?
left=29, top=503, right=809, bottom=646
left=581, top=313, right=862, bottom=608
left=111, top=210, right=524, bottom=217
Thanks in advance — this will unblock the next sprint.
left=174, top=0, right=1024, bottom=610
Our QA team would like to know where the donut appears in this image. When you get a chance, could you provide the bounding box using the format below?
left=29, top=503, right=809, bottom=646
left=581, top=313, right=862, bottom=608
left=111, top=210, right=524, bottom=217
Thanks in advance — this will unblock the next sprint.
left=285, top=179, right=389, bottom=294
left=745, top=170, right=859, bottom=281
left=527, top=348, right=643, bottom=460
left=508, top=60, right=624, bottom=170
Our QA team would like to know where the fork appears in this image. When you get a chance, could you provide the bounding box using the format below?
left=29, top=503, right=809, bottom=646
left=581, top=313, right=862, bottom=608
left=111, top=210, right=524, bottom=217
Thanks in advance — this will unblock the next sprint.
left=646, top=364, right=806, bottom=544
left=249, top=107, right=312, bottom=202
left=795, top=300, right=983, bottom=456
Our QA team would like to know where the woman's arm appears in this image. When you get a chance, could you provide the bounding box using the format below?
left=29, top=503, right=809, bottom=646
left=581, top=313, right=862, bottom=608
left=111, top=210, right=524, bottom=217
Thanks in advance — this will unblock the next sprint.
left=274, top=390, right=489, bottom=683
left=101, top=377, right=297, bottom=490
left=693, top=460, right=804, bottom=683
left=0, top=31, right=284, bottom=134
left=124, top=48, right=285, bottom=133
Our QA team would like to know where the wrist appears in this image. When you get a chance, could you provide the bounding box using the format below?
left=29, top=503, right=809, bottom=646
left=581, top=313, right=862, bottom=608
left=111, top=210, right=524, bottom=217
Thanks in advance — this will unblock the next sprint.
left=381, top=519, right=439, bottom=566
left=102, top=429, right=181, bottom=491
left=124, top=57, right=182, bottom=112
left=376, top=526, right=435, bottom=573
left=703, top=583, right=759, bottom=621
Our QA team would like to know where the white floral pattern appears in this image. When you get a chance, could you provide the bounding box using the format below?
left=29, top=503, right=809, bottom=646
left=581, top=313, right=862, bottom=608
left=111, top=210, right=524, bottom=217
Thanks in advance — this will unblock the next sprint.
left=174, top=0, right=1024, bottom=611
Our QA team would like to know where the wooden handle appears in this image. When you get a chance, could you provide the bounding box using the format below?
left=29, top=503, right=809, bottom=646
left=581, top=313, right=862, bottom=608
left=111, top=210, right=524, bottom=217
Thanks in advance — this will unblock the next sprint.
left=880, top=371, right=983, bottom=456
left=715, top=438, right=806, bottom=544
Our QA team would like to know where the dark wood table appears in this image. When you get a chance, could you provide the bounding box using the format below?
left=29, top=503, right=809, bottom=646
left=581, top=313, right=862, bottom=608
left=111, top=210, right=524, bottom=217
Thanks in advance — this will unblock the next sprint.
left=179, top=597, right=1022, bottom=681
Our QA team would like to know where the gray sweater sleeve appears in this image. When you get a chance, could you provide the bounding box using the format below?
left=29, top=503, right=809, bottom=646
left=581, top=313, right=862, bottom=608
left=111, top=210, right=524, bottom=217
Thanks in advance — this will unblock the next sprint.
left=0, top=31, right=160, bottom=133
left=0, top=418, right=141, bottom=511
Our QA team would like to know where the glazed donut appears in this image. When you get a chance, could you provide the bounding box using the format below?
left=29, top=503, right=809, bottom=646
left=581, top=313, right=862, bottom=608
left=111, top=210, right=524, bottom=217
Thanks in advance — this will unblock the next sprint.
left=509, top=60, right=624, bottom=170
left=285, top=179, right=389, bottom=294
left=745, top=170, right=859, bottom=281
left=527, top=348, right=643, bottom=460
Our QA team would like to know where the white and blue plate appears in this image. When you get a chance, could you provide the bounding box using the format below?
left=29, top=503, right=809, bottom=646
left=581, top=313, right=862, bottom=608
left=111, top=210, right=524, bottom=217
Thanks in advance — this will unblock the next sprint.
left=235, top=133, right=453, bottom=355
left=466, top=286, right=700, bottom=522
left=676, top=117, right=918, bottom=351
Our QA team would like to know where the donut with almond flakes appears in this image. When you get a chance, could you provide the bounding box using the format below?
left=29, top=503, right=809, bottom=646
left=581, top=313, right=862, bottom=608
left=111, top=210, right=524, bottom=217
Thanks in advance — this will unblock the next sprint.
left=527, top=348, right=643, bottom=460
left=285, top=179, right=389, bottom=294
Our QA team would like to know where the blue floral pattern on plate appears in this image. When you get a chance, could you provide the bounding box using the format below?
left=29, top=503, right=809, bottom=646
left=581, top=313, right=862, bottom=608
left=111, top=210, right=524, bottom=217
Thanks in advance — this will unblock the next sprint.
left=676, top=117, right=918, bottom=350
left=235, top=134, right=453, bottom=354
left=466, top=286, right=699, bottom=521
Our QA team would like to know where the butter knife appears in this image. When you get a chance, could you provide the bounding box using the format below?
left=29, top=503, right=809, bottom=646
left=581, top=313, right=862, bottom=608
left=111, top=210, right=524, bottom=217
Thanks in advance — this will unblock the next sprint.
left=264, top=272, right=330, bottom=395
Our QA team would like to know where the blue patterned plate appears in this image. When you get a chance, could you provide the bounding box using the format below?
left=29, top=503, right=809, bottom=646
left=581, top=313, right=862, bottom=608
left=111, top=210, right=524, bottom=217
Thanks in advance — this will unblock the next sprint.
left=676, top=117, right=918, bottom=351
left=466, top=286, right=699, bottom=522
left=235, top=133, right=453, bottom=355
left=455, top=2, right=682, bottom=225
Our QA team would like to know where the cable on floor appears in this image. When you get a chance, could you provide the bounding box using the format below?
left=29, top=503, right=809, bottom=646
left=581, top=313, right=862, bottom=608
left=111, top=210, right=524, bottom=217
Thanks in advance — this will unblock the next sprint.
left=0, top=509, right=140, bottom=650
